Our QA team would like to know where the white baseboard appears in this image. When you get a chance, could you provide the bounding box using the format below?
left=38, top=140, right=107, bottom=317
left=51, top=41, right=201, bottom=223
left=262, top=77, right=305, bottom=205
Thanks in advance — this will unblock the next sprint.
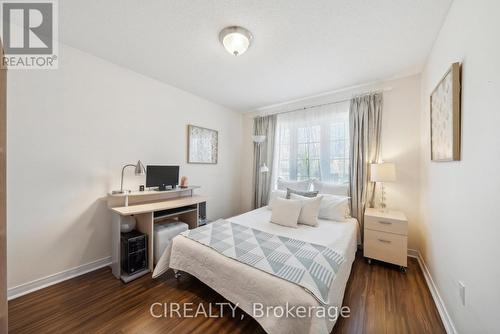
left=408, top=249, right=457, bottom=334
left=8, top=256, right=111, bottom=300
left=407, top=248, right=419, bottom=258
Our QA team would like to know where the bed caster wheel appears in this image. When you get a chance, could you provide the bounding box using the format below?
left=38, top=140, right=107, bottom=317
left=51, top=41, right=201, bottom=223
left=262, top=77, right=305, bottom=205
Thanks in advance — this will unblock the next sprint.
left=367, top=258, right=372, bottom=265
left=174, top=271, right=181, bottom=279
left=400, top=266, right=407, bottom=273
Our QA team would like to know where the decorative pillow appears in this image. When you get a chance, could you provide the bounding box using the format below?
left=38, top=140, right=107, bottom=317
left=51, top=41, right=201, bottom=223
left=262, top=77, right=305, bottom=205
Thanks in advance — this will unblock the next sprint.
left=267, top=190, right=287, bottom=210
left=286, top=188, right=319, bottom=199
left=312, top=179, right=349, bottom=196
left=270, top=198, right=302, bottom=228
left=318, top=194, right=350, bottom=222
left=277, top=177, right=311, bottom=192
left=289, top=194, right=322, bottom=227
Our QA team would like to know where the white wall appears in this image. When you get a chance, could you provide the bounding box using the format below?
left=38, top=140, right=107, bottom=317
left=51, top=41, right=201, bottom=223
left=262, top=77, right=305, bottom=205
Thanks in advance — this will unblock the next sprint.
left=419, top=1, right=500, bottom=333
left=7, top=44, right=243, bottom=289
left=242, top=75, right=421, bottom=249
left=379, top=76, right=421, bottom=251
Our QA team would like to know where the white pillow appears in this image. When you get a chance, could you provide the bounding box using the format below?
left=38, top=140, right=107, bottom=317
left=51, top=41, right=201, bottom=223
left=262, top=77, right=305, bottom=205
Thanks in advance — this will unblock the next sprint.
left=267, top=189, right=287, bottom=210
left=270, top=198, right=302, bottom=228
left=277, top=177, right=311, bottom=192
left=289, top=194, right=322, bottom=227
left=312, top=179, right=349, bottom=196
left=318, top=194, right=350, bottom=222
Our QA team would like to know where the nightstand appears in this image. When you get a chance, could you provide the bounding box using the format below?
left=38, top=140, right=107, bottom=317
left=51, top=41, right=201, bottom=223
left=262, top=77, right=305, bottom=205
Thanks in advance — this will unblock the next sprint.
left=363, top=208, right=408, bottom=271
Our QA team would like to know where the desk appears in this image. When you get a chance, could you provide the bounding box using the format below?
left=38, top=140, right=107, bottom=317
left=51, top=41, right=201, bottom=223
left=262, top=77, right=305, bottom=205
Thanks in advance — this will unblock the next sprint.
left=107, top=187, right=206, bottom=282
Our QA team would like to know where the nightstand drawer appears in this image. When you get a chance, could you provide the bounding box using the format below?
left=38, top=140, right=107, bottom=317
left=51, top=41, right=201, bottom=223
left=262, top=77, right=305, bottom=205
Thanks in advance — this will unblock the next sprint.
left=364, top=229, right=407, bottom=266
left=365, top=215, right=408, bottom=235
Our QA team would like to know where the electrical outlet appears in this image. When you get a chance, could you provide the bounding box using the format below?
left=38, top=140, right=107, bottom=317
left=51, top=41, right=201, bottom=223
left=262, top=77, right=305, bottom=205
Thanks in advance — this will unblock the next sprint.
left=458, top=281, right=466, bottom=306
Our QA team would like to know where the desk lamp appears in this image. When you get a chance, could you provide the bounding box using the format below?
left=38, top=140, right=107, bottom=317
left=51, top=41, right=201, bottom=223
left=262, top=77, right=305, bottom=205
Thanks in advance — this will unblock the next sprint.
left=112, top=160, right=146, bottom=194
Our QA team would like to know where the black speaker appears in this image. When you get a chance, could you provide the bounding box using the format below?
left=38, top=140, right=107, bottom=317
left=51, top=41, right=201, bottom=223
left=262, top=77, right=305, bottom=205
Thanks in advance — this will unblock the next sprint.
left=121, top=230, right=147, bottom=275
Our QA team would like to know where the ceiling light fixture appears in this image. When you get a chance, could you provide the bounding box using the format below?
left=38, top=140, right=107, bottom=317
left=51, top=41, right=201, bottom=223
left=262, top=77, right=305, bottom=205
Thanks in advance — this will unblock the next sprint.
left=219, top=26, right=253, bottom=56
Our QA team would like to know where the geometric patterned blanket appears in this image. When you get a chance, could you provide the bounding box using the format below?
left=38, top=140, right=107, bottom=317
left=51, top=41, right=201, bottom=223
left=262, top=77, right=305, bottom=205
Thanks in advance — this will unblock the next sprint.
left=181, top=219, right=345, bottom=304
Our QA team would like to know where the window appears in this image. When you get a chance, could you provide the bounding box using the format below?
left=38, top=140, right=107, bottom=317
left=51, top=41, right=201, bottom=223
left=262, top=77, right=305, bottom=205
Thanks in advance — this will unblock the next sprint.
left=274, top=101, right=350, bottom=184
left=329, top=122, right=349, bottom=183
left=296, top=125, right=320, bottom=180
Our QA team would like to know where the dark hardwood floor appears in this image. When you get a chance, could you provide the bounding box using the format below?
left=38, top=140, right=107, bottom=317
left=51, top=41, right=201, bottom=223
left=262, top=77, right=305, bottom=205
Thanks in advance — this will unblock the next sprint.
left=8, top=252, right=445, bottom=334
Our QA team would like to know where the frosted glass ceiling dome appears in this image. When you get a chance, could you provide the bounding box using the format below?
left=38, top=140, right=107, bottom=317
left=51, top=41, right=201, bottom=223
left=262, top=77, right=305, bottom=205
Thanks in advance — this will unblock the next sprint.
left=219, top=26, right=253, bottom=56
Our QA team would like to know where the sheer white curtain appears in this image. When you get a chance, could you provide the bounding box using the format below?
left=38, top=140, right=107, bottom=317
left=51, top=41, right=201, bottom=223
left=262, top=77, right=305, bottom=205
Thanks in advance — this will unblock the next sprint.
left=272, top=101, right=350, bottom=188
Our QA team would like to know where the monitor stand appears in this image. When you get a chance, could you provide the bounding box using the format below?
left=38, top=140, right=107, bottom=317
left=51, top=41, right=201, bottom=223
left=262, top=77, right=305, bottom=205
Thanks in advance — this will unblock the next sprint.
left=157, top=184, right=173, bottom=191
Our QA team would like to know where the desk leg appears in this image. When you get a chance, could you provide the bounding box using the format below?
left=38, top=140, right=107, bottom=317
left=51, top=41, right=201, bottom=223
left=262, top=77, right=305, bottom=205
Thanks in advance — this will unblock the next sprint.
left=135, top=212, right=154, bottom=271
left=111, top=213, right=122, bottom=279
left=178, top=209, right=198, bottom=229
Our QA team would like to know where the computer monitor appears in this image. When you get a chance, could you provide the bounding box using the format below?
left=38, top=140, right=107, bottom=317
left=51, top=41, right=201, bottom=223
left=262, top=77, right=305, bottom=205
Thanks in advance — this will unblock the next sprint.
left=146, top=165, right=179, bottom=190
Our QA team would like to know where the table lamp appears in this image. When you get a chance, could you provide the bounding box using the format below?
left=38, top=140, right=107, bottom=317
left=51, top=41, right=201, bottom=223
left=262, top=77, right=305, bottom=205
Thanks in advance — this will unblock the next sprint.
left=370, top=162, right=396, bottom=211
left=112, top=160, right=146, bottom=194
left=259, top=163, right=269, bottom=173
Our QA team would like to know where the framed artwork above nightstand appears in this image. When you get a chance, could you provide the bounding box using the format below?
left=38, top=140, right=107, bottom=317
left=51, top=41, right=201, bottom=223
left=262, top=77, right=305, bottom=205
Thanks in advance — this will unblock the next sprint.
left=430, top=62, right=461, bottom=162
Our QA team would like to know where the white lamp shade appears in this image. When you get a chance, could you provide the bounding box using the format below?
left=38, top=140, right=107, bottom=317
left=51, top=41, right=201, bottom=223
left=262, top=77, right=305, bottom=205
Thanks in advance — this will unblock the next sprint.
left=370, top=163, right=396, bottom=182
left=260, top=163, right=269, bottom=173
left=252, top=135, right=266, bottom=143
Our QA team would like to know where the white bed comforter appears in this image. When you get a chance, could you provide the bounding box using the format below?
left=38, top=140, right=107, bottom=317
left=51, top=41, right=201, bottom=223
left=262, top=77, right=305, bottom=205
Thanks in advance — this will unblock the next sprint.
left=153, top=207, right=358, bottom=334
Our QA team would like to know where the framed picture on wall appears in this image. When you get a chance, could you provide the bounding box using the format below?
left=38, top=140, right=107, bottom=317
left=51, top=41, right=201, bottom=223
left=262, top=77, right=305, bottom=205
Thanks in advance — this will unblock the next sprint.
left=430, top=62, right=461, bottom=161
left=187, top=125, right=218, bottom=164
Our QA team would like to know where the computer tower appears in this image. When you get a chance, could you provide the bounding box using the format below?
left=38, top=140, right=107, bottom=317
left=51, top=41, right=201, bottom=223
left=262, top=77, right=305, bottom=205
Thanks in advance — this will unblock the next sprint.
left=198, top=201, right=207, bottom=226
left=121, top=230, right=147, bottom=275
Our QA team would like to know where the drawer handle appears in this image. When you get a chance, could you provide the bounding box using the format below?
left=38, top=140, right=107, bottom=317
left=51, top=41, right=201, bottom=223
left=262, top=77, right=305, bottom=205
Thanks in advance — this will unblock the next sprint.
left=378, top=221, right=392, bottom=225
left=378, top=239, right=392, bottom=244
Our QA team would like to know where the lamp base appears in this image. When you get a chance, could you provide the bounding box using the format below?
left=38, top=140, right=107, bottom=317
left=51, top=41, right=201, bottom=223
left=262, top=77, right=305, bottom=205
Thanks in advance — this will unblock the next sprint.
left=378, top=201, right=388, bottom=213
left=111, top=190, right=131, bottom=195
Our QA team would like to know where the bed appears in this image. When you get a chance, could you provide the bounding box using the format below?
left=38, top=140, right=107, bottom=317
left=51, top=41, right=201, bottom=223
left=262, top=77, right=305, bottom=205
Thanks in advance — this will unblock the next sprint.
left=153, top=207, right=358, bottom=334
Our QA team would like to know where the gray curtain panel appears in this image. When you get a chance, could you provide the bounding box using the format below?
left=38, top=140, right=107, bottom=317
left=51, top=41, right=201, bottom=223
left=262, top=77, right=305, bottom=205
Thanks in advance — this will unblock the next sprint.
left=349, top=93, right=382, bottom=239
left=252, top=115, right=277, bottom=209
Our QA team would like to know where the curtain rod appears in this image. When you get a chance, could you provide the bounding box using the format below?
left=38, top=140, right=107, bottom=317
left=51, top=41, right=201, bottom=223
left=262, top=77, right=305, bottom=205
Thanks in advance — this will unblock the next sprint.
left=258, top=87, right=392, bottom=117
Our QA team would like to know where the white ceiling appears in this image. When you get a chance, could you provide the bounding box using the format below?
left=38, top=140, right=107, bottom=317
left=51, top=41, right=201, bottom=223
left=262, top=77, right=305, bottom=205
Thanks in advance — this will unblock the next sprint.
left=59, top=0, right=452, bottom=111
